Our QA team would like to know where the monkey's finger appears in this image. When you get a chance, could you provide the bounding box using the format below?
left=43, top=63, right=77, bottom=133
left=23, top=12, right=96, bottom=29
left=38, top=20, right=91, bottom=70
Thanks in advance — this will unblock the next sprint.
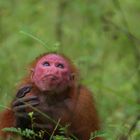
left=15, top=112, right=29, bottom=119
left=16, top=85, right=32, bottom=98
left=13, top=101, right=39, bottom=112
left=13, top=96, right=39, bottom=107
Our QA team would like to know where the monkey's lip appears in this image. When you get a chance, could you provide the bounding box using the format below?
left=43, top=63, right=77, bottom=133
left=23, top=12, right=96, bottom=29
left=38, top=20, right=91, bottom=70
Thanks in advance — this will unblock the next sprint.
left=42, top=74, right=59, bottom=82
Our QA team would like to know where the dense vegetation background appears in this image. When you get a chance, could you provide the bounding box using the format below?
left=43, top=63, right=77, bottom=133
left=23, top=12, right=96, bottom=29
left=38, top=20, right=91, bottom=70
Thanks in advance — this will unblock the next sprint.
left=0, top=0, right=140, bottom=139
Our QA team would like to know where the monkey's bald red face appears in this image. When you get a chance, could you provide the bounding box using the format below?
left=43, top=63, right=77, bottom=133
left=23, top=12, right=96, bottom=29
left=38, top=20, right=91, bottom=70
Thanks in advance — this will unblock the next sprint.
left=32, top=54, right=74, bottom=92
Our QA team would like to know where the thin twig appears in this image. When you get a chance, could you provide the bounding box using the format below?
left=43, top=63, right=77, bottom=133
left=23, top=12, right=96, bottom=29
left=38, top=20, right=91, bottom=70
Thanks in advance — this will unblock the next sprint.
left=0, top=105, right=11, bottom=110
left=49, top=118, right=61, bottom=140
left=20, top=30, right=48, bottom=48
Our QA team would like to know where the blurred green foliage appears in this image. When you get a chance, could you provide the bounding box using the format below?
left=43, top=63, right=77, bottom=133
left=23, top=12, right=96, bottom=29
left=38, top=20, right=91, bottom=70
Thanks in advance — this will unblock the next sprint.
left=0, top=0, right=140, bottom=139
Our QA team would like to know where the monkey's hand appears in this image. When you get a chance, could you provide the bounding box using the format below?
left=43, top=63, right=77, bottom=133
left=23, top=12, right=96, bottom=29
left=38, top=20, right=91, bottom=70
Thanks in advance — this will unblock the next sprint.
left=12, top=85, right=54, bottom=130
left=12, top=85, right=40, bottom=128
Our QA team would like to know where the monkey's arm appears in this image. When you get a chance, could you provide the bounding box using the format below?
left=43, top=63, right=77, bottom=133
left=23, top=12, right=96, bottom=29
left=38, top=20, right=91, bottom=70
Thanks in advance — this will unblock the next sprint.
left=71, top=86, right=102, bottom=140
left=0, top=86, right=32, bottom=138
left=0, top=109, right=15, bottom=138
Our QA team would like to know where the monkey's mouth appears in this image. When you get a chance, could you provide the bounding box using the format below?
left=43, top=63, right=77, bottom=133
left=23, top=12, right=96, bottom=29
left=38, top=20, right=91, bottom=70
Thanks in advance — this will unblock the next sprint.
left=43, top=74, right=59, bottom=81
left=39, top=75, right=67, bottom=92
left=41, top=75, right=60, bottom=88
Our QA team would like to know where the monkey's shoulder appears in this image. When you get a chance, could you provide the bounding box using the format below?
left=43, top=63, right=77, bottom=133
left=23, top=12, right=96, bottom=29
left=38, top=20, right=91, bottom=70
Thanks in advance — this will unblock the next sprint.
left=76, top=85, right=95, bottom=105
left=78, top=85, right=93, bottom=96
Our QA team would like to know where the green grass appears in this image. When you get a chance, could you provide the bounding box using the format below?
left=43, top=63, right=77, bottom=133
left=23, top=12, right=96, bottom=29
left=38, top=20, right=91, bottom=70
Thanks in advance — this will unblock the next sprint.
left=0, top=0, right=140, bottom=139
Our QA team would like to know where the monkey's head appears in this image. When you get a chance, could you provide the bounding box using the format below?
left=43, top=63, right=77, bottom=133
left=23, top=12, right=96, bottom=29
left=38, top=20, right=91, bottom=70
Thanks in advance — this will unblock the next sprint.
left=31, top=53, right=77, bottom=93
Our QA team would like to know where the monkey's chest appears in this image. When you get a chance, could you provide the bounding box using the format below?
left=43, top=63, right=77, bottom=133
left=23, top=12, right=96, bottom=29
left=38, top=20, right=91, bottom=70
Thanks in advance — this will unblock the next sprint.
left=34, top=96, right=71, bottom=125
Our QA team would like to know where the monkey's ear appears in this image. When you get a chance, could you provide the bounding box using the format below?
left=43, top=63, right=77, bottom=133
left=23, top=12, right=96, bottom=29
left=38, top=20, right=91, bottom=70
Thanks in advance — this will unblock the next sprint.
left=70, top=73, right=75, bottom=81
left=30, top=68, right=35, bottom=82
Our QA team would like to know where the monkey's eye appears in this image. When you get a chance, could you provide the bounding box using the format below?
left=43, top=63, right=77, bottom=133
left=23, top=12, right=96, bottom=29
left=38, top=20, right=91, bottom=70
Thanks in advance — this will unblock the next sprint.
left=43, top=62, right=50, bottom=67
left=56, top=63, right=64, bottom=69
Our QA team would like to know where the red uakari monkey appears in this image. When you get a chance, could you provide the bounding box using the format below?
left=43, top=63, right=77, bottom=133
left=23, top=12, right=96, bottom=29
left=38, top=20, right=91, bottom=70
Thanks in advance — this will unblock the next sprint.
left=0, top=52, right=103, bottom=140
